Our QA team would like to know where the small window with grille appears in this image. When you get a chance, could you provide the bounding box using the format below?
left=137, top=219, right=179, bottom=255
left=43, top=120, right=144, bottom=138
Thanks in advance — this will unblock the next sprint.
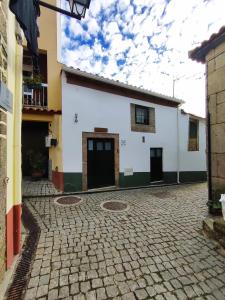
left=135, top=105, right=149, bottom=125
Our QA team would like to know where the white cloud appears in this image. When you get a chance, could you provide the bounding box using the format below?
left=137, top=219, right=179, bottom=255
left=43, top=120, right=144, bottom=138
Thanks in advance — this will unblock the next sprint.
left=60, top=0, right=225, bottom=117
left=105, top=21, right=120, bottom=35
left=86, top=18, right=99, bottom=36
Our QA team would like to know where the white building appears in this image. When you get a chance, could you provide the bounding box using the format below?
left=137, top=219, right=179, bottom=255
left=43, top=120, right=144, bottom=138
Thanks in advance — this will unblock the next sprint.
left=60, top=66, right=206, bottom=192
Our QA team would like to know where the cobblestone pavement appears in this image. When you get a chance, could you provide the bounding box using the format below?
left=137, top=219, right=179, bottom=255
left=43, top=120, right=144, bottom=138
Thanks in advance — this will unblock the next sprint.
left=23, top=179, right=62, bottom=197
left=23, top=183, right=225, bottom=300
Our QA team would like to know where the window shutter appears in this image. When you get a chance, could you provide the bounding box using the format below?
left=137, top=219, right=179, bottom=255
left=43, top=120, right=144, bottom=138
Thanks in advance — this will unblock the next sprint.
left=149, top=107, right=155, bottom=133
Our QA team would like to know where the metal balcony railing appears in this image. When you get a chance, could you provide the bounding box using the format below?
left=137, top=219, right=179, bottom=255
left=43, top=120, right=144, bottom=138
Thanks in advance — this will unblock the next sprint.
left=23, top=83, right=48, bottom=108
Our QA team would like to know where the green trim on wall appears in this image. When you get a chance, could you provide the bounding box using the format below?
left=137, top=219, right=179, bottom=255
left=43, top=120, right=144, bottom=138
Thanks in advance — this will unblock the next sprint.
left=64, top=173, right=82, bottom=192
left=63, top=171, right=207, bottom=192
left=163, top=172, right=177, bottom=183
left=179, top=171, right=207, bottom=183
left=119, top=172, right=150, bottom=187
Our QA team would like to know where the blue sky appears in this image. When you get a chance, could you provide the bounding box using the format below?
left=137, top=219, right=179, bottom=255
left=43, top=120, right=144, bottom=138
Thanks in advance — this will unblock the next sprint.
left=60, top=0, right=225, bottom=117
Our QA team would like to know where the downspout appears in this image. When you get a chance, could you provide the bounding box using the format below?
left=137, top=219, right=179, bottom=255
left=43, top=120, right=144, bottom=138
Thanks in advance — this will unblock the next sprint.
left=207, top=112, right=213, bottom=211
left=177, top=106, right=180, bottom=184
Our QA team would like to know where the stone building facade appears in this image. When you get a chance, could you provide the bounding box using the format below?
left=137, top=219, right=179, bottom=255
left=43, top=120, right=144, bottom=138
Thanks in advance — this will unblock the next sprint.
left=189, top=26, right=225, bottom=214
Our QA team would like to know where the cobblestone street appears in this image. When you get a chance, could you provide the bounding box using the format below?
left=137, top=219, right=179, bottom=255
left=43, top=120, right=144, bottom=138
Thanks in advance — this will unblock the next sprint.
left=23, top=183, right=225, bottom=300
left=23, top=180, right=62, bottom=197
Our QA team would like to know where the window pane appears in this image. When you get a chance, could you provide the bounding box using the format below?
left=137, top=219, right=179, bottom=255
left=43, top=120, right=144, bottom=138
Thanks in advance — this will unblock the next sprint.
left=96, top=142, right=103, bottom=151
left=88, top=140, right=93, bottom=151
left=157, top=149, right=162, bottom=157
left=150, top=149, right=155, bottom=157
left=190, top=120, right=198, bottom=139
left=135, top=106, right=149, bottom=124
left=105, top=142, right=111, bottom=151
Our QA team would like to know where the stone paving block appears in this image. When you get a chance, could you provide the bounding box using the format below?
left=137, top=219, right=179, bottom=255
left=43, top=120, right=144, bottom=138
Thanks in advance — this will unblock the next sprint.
left=28, top=276, right=39, bottom=288
left=22, top=184, right=225, bottom=300
left=73, top=293, right=85, bottom=300
left=24, top=288, right=37, bottom=300
left=86, top=290, right=96, bottom=300
left=36, top=285, right=48, bottom=298
left=48, top=288, right=58, bottom=300
left=96, top=287, right=107, bottom=300
left=121, top=292, right=136, bottom=300
left=92, top=278, right=103, bottom=289
left=106, top=285, right=119, bottom=298
left=59, top=286, right=70, bottom=298
left=135, top=288, right=149, bottom=299
left=163, top=292, right=177, bottom=300
left=174, top=289, right=188, bottom=300
left=80, top=281, right=91, bottom=293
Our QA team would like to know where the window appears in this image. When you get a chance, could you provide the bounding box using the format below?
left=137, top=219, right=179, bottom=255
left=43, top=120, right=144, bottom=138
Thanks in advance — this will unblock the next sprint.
left=96, top=142, right=103, bottom=151
left=130, top=103, right=155, bottom=133
left=88, top=140, right=93, bottom=151
left=188, top=118, right=199, bottom=151
left=105, top=142, right=111, bottom=151
left=135, top=105, right=149, bottom=125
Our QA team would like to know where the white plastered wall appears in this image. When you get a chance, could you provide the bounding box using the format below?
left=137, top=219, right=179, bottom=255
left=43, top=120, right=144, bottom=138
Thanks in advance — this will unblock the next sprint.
left=62, top=72, right=206, bottom=176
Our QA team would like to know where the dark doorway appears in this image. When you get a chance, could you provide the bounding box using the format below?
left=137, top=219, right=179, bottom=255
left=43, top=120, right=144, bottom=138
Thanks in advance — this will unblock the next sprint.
left=22, top=121, right=49, bottom=178
left=87, top=138, right=115, bottom=189
left=150, top=148, right=163, bottom=182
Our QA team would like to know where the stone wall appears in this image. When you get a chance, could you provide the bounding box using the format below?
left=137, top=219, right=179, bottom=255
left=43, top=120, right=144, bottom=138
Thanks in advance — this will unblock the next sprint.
left=0, top=0, right=7, bottom=282
left=206, top=41, right=225, bottom=202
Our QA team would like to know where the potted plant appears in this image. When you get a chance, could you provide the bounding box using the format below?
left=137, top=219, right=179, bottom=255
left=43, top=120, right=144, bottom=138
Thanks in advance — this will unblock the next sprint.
left=23, top=74, right=42, bottom=89
left=27, top=150, right=46, bottom=180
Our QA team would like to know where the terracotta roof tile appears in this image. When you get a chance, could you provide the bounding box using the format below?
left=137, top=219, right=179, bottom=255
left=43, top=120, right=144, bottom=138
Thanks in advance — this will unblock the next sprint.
left=23, top=107, right=61, bottom=114
left=189, top=26, right=225, bottom=63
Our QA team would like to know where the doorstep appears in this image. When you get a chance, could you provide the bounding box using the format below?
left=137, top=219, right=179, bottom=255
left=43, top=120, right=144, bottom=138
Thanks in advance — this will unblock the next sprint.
left=203, top=216, right=225, bottom=253
left=87, top=186, right=117, bottom=192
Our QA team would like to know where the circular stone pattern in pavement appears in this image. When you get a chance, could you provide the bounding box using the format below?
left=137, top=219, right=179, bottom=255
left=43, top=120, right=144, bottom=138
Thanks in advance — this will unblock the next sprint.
left=100, top=200, right=130, bottom=212
left=54, top=196, right=82, bottom=206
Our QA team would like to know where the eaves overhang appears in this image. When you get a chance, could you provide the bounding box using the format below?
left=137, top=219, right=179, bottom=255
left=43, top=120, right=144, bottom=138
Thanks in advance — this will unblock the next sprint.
left=189, top=26, right=225, bottom=63
left=62, top=65, right=184, bottom=107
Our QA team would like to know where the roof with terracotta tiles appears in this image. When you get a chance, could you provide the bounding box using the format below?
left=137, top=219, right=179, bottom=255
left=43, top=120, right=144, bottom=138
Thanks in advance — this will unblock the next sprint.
left=189, top=26, right=225, bottom=63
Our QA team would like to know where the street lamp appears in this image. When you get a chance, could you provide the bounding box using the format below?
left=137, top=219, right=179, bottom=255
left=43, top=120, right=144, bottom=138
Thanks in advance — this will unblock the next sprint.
left=39, top=0, right=92, bottom=20
left=67, top=0, right=91, bottom=18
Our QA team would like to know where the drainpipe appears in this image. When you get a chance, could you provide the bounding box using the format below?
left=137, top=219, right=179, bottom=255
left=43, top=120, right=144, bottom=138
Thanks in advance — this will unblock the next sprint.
left=177, top=106, right=180, bottom=184
left=207, top=112, right=213, bottom=212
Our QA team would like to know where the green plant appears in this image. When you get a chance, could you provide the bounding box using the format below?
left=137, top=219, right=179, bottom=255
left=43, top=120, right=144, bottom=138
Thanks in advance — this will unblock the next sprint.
left=27, top=150, right=45, bottom=173
left=23, top=74, right=42, bottom=88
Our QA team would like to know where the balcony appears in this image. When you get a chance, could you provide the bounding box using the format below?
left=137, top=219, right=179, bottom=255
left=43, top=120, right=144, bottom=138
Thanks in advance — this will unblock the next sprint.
left=23, top=83, right=48, bottom=108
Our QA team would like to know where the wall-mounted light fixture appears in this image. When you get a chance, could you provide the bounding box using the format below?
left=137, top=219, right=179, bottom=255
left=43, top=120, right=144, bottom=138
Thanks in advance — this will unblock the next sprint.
left=39, top=0, right=91, bottom=20
left=74, top=113, right=78, bottom=123
left=121, top=139, right=126, bottom=146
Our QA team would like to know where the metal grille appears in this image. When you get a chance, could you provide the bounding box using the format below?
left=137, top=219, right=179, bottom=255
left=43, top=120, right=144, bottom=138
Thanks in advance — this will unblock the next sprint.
left=6, top=205, right=40, bottom=300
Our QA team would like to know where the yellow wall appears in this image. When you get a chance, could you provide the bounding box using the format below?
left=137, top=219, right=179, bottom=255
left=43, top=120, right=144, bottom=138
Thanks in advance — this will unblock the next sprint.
left=6, top=10, right=23, bottom=213
left=22, top=113, right=54, bottom=123
left=22, top=0, right=63, bottom=173
left=49, top=114, right=63, bottom=171
left=38, top=0, right=62, bottom=111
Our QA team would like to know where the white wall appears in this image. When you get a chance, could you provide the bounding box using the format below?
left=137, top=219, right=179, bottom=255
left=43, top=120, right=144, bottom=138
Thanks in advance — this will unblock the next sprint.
left=62, top=72, right=206, bottom=175
left=179, top=112, right=206, bottom=171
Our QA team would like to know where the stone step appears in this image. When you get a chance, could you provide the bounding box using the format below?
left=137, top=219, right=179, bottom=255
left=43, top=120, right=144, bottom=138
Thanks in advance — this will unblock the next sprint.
left=203, top=217, right=225, bottom=249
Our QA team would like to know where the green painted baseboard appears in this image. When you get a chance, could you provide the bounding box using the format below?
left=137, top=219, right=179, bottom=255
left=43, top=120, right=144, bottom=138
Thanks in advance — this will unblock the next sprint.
left=63, top=171, right=207, bottom=192
left=119, top=172, right=150, bottom=188
left=179, top=171, right=207, bottom=183
left=64, top=173, right=82, bottom=192
left=163, top=172, right=177, bottom=183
